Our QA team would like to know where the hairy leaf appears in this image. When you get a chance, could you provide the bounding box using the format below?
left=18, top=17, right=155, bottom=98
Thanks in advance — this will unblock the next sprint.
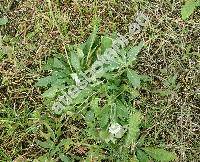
left=98, top=105, right=110, bottom=128
left=36, top=140, right=54, bottom=149
left=115, top=100, right=129, bottom=121
left=126, top=111, right=142, bottom=145
left=84, top=26, right=98, bottom=55
left=59, top=154, right=71, bottom=162
left=72, top=86, right=93, bottom=105
left=70, top=51, right=81, bottom=72
left=142, top=147, right=177, bottom=162
left=90, top=98, right=101, bottom=117
left=77, top=47, right=84, bottom=59
left=136, top=149, right=149, bottom=162
left=0, top=17, right=8, bottom=25
left=42, top=58, right=54, bottom=70
left=127, top=42, right=144, bottom=64
left=101, top=36, right=113, bottom=54
left=83, top=21, right=99, bottom=62
left=127, top=69, right=141, bottom=88
left=35, top=71, right=68, bottom=87
left=181, top=0, right=199, bottom=20
left=35, top=76, right=55, bottom=87
left=42, top=85, right=63, bottom=98
left=53, top=58, right=66, bottom=69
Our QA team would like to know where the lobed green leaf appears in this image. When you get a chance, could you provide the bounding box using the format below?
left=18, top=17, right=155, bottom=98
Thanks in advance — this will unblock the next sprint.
left=142, top=147, right=177, bottom=162
left=0, top=17, right=8, bottom=25
left=126, top=110, right=142, bottom=145
left=181, top=0, right=199, bottom=20
left=127, top=68, right=141, bottom=88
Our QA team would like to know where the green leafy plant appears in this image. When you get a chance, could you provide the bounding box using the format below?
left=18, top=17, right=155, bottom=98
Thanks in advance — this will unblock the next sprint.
left=0, top=17, right=8, bottom=26
left=181, top=0, right=200, bottom=20
left=35, top=124, right=72, bottom=162
left=36, top=24, right=177, bottom=161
